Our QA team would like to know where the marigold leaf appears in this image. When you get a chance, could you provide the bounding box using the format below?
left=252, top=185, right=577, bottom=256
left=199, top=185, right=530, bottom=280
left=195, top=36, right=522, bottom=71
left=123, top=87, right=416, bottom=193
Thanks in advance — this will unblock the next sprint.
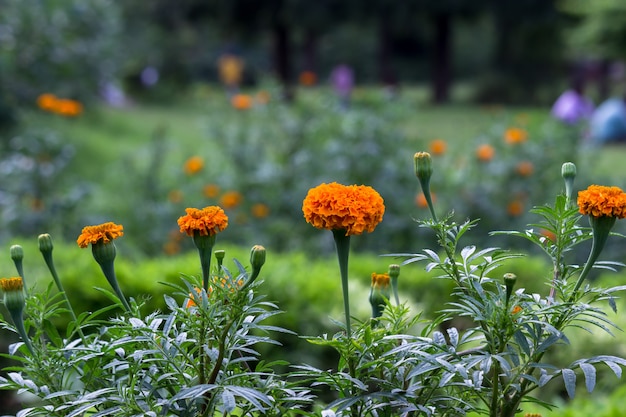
left=561, top=368, right=576, bottom=398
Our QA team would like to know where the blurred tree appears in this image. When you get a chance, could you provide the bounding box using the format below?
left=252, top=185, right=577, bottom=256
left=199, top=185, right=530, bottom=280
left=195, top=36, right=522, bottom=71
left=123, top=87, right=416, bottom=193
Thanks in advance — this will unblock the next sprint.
left=0, top=0, right=123, bottom=104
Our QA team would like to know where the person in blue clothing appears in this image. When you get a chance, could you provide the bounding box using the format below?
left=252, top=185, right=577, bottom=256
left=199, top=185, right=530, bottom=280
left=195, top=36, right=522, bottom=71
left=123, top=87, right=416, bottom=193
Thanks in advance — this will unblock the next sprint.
left=589, top=94, right=626, bottom=145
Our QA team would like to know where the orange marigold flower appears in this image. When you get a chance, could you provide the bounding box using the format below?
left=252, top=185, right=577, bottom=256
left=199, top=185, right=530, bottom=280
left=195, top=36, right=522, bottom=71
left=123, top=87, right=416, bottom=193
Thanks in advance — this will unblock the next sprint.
left=0, top=277, right=24, bottom=292
left=55, top=99, right=83, bottom=117
left=504, top=127, right=528, bottom=144
left=507, top=200, right=524, bottom=217
left=219, top=191, right=243, bottom=209
left=371, top=272, right=390, bottom=288
left=577, top=185, right=626, bottom=218
left=299, top=71, right=317, bottom=86
left=231, top=94, right=253, bottom=110
left=203, top=184, right=220, bottom=198
left=416, top=192, right=436, bottom=208
left=184, top=156, right=204, bottom=175
left=302, top=182, right=385, bottom=236
left=77, top=222, right=124, bottom=248
left=178, top=206, right=229, bottom=237
left=36, top=93, right=58, bottom=112
left=516, top=161, right=534, bottom=177
left=429, top=139, right=447, bottom=156
left=476, top=144, right=495, bottom=162
left=511, top=305, right=523, bottom=315
left=540, top=229, right=556, bottom=242
left=251, top=203, right=270, bottom=218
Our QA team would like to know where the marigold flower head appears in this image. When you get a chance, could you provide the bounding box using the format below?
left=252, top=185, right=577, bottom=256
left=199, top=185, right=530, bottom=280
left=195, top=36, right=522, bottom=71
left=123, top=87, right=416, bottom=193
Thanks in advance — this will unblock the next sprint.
left=36, top=93, right=58, bottom=111
left=429, top=139, right=447, bottom=156
left=0, top=277, right=24, bottom=292
left=219, top=191, right=243, bottom=209
left=56, top=99, right=83, bottom=117
left=577, top=185, right=626, bottom=218
left=476, top=144, right=495, bottom=162
left=184, top=156, right=204, bottom=175
left=507, top=200, right=524, bottom=217
left=516, top=161, right=534, bottom=177
left=511, top=305, right=523, bottom=315
left=231, top=94, right=253, bottom=110
left=77, top=222, right=124, bottom=248
left=504, top=127, right=527, bottom=144
left=203, top=184, right=220, bottom=198
left=178, top=206, right=229, bottom=237
left=302, top=182, right=385, bottom=236
left=299, top=71, right=317, bottom=86
left=371, top=272, right=390, bottom=289
left=251, top=203, right=270, bottom=218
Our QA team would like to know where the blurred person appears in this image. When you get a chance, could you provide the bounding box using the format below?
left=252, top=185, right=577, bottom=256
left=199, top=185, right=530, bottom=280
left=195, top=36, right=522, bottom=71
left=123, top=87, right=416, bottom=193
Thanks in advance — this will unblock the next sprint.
left=589, top=94, right=626, bottom=145
left=330, top=64, right=354, bottom=110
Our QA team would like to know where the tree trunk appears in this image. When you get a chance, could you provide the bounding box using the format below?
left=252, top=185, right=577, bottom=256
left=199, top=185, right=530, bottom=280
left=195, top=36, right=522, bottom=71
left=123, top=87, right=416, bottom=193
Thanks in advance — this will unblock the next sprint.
left=431, top=12, right=452, bottom=104
left=272, top=22, right=294, bottom=102
left=377, top=12, right=395, bottom=86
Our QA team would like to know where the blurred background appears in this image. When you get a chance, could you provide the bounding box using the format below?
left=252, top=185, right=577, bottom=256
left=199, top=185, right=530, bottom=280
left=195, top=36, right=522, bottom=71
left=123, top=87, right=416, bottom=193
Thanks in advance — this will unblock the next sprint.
left=2, top=1, right=626, bottom=415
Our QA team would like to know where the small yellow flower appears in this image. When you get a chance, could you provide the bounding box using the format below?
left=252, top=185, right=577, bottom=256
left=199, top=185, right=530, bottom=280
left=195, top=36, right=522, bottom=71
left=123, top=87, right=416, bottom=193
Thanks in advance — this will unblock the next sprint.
left=77, top=222, right=124, bottom=248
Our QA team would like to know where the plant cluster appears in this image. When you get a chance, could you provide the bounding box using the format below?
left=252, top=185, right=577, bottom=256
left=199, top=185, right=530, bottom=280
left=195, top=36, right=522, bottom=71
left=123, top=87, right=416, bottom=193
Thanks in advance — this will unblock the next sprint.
left=2, top=153, right=626, bottom=416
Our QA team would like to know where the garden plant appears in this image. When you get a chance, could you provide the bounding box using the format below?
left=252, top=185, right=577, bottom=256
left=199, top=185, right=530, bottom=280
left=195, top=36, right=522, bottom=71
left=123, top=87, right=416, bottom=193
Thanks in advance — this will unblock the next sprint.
left=1, top=154, right=626, bottom=416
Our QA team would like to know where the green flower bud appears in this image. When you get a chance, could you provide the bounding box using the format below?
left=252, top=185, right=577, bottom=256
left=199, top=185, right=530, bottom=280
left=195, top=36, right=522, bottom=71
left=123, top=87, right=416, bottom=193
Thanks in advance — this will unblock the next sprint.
left=214, top=250, right=226, bottom=262
left=250, top=245, right=266, bottom=270
left=92, top=240, right=117, bottom=265
left=10, top=245, right=23, bottom=262
left=504, top=273, right=517, bottom=306
left=38, top=234, right=54, bottom=254
left=561, top=162, right=577, bottom=180
left=414, top=152, right=433, bottom=183
left=388, top=264, right=400, bottom=306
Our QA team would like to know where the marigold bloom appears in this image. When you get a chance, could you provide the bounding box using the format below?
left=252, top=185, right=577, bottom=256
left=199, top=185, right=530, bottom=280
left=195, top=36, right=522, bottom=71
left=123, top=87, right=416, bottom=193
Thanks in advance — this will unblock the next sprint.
left=77, top=222, right=124, bottom=248
left=178, top=206, right=229, bottom=237
left=511, top=305, right=523, bottom=314
left=219, top=191, right=243, bottom=209
left=203, top=184, right=221, bottom=198
left=577, top=185, right=626, bottom=218
left=507, top=200, right=524, bottom=217
left=371, top=272, right=390, bottom=288
left=251, top=203, right=270, bottom=218
left=36, top=93, right=58, bottom=111
left=476, top=144, right=495, bottom=162
left=429, top=139, right=447, bottom=156
left=0, top=277, right=24, bottom=292
left=540, top=229, right=556, bottom=242
left=416, top=192, right=436, bottom=208
left=231, top=94, right=253, bottom=110
left=299, top=71, right=317, bottom=86
left=302, top=182, right=385, bottom=236
left=504, top=127, right=528, bottom=144
left=184, top=156, right=204, bottom=175
left=516, top=161, right=534, bottom=177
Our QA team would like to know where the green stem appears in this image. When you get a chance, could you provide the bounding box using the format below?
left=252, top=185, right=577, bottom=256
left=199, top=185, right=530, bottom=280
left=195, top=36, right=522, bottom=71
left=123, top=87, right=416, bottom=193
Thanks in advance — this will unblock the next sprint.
left=332, top=230, right=352, bottom=338
left=41, top=252, right=87, bottom=341
left=9, top=310, right=34, bottom=355
left=98, top=261, right=132, bottom=312
left=193, top=233, right=216, bottom=292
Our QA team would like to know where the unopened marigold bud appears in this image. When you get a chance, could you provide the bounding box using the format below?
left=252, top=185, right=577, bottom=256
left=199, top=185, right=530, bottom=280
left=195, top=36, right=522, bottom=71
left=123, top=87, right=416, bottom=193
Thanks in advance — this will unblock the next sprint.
left=38, top=234, right=54, bottom=254
left=10, top=245, right=23, bottom=262
left=214, top=250, right=226, bottom=262
left=414, top=152, right=433, bottom=183
left=250, top=245, right=266, bottom=270
left=388, top=264, right=400, bottom=306
left=561, top=162, right=576, bottom=180
left=369, top=273, right=391, bottom=320
left=504, top=273, right=517, bottom=306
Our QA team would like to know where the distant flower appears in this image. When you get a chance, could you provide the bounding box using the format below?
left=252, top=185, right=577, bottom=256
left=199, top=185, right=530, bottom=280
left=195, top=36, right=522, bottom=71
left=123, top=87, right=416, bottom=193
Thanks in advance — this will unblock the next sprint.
left=219, top=191, right=243, bottom=209
left=163, top=241, right=180, bottom=255
left=577, top=185, right=626, bottom=218
left=540, top=229, right=556, bottom=242
left=178, top=206, right=228, bottom=237
left=77, top=222, right=124, bottom=248
left=231, top=94, right=253, bottom=110
left=251, top=203, right=270, bottom=218
left=302, top=182, right=385, bottom=236
left=511, top=305, right=523, bottom=315
left=256, top=90, right=271, bottom=104
left=203, top=184, right=220, bottom=198
left=36, top=93, right=57, bottom=111
left=429, top=139, right=447, bottom=156
left=184, top=156, right=204, bottom=175
left=168, top=189, right=183, bottom=203
left=476, top=144, right=495, bottom=162
left=507, top=200, right=524, bottom=217
left=55, top=99, right=83, bottom=117
left=515, top=161, right=534, bottom=177
left=416, top=192, right=436, bottom=208
left=504, top=127, right=527, bottom=144
left=299, top=71, right=317, bottom=86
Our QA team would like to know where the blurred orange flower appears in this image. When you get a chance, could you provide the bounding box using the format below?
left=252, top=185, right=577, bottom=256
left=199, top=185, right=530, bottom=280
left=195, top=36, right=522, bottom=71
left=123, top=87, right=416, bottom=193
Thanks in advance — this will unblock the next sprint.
left=231, top=94, right=253, bottom=110
left=507, top=200, right=524, bottom=217
left=476, top=144, right=495, bottom=162
left=184, top=156, right=204, bottom=175
left=511, top=305, right=523, bottom=314
left=219, top=191, right=243, bottom=209
left=256, top=90, right=271, bottom=104
left=429, top=139, right=447, bottom=156
left=415, top=192, right=436, bottom=208
left=299, top=71, right=317, bottom=86
left=55, top=99, right=83, bottom=117
left=36, top=93, right=57, bottom=111
left=504, top=127, right=527, bottom=144
left=251, top=203, right=270, bottom=218
left=163, top=241, right=180, bottom=255
left=516, top=161, right=534, bottom=177
left=203, top=184, right=220, bottom=198
left=168, top=190, right=183, bottom=203
left=540, top=229, right=556, bottom=242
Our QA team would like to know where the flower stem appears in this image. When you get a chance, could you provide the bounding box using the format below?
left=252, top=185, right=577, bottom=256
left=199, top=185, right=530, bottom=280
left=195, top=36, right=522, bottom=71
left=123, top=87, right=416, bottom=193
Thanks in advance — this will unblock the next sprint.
left=98, top=261, right=132, bottom=312
left=332, top=230, right=352, bottom=338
